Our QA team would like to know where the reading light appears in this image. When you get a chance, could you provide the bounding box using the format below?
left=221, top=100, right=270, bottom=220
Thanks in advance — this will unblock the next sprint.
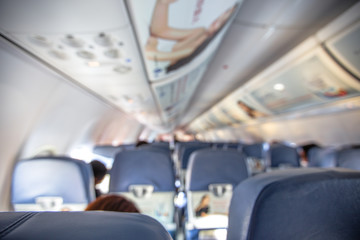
left=87, top=61, right=100, bottom=67
left=273, top=83, right=285, bottom=91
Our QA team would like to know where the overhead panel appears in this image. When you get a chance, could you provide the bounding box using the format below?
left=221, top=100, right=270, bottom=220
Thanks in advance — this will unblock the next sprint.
left=188, top=4, right=360, bottom=133
left=0, top=0, right=163, bottom=130
left=250, top=47, right=360, bottom=114
left=180, top=0, right=358, bottom=128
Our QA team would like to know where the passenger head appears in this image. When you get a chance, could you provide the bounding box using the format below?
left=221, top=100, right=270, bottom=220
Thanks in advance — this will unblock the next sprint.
left=90, top=160, right=107, bottom=185
left=302, top=143, right=320, bottom=156
left=136, top=140, right=148, bottom=147
left=85, top=195, right=140, bottom=213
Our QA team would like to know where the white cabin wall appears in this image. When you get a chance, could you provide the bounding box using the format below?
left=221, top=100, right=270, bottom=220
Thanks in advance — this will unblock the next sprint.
left=0, top=37, right=141, bottom=210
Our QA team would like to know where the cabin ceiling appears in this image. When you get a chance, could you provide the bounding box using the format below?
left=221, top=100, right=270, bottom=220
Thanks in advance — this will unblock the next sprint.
left=0, top=0, right=358, bottom=134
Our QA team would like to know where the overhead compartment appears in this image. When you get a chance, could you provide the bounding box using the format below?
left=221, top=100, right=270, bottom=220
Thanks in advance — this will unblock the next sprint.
left=188, top=3, right=360, bottom=134
left=324, top=20, right=360, bottom=79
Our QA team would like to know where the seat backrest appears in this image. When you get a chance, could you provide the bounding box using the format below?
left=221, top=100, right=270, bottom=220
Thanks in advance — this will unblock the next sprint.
left=0, top=211, right=173, bottom=240
left=11, top=156, right=95, bottom=211
left=270, top=143, right=300, bottom=168
left=138, top=143, right=171, bottom=156
left=109, top=149, right=176, bottom=235
left=179, top=142, right=212, bottom=170
left=242, top=143, right=265, bottom=159
left=242, top=143, right=268, bottom=174
left=307, top=146, right=337, bottom=167
left=337, top=147, right=360, bottom=170
left=227, top=168, right=360, bottom=240
left=186, top=149, right=248, bottom=233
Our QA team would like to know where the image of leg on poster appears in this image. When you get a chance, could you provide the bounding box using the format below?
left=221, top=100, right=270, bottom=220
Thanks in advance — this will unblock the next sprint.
left=195, top=194, right=210, bottom=217
left=237, top=100, right=268, bottom=119
left=145, top=0, right=238, bottom=73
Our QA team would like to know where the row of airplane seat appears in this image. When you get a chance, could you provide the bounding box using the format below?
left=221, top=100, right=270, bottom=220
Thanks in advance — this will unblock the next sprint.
left=227, top=168, right=360, bottom=240
left=9, top=143, right=360, bottom=240
left=308, top=146, right=360, bottom=170
left=7, top=167, right=360, bottom=239
left=0, top=211, right=172, bottom=240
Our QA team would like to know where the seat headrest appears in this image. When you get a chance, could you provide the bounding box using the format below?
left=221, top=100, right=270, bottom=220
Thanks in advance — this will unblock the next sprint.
left=180, top=143, right=211, bottom=169
left=307, top=147, right=337, bottom=167
left=337, top=148, right=360, bottom=170
left=270, top=144, right=300, bottom=167
left=0, top=212, right=172, bottom=240
left=242, top=143, right=265, bottom=159
left=109, top=150, right=175, bottom=192
left=186, top=149, right=248, bottom=191
left=12, top=156, right=94, bottom=204
left=227, top=168, right=360, bottom=240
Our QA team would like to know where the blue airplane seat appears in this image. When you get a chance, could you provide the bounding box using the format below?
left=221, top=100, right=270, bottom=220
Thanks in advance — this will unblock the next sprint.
left=226, top=142, right=241, bottom=150
left=337, top=147, right=360, bottom=170
left=242, top=143, right=265, bottom=159
left=185, top=149, right=249, bottom=240
left=307, top=146, right=337, bottom=167
left=109, top=149, right=176, bottom=237
left=12, top=156, right=95, bottom=211
left=242, top=142, right=269, bottom=174
left=0, top=211, right=173, bottom=240
left=138, top=143, right=171, bottom=156
left=270, top=143, right=300, bottom=168
left=179, top=142, right=211, bottom=170
left=227, top=168, right=360, bottom=240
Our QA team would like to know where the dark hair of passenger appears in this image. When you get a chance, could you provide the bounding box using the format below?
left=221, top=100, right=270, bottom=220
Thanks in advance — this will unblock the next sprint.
left=136, top=140, right=148, bottom=147
left=90, top=160, right=107, bottom=185
left=85, top=195, right=140, bottom=213
left=301, top=143, right=320, bottom=155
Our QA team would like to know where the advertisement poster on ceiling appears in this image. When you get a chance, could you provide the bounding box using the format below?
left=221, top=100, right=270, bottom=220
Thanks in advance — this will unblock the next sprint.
left=325, top=21, right=360, bottom=79
left=127, top=0, right=241, bottom=81
left=235, top=96, right=269, bottom=119
left=251, top=48, right=360, bottom=114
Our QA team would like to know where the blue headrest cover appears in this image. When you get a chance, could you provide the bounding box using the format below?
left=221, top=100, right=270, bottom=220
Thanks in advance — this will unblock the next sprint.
left=12, top=156, right=94, bottom=204
left=337, top=148, right=360, bottom=170
left=307, top=147, right=336, bottom=168
left=0, top=212, right=172, bottom=240
left=227, top=168, right=360, bottom=240
left=270, top=144, right=300, bottom=167
left=242, top=143, right=264, bottom=159
left=180, top=144, right=211, bottom=169
left=186, top=149, right=249, bottom=191
left=109, top=150, right=175, bottom=192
